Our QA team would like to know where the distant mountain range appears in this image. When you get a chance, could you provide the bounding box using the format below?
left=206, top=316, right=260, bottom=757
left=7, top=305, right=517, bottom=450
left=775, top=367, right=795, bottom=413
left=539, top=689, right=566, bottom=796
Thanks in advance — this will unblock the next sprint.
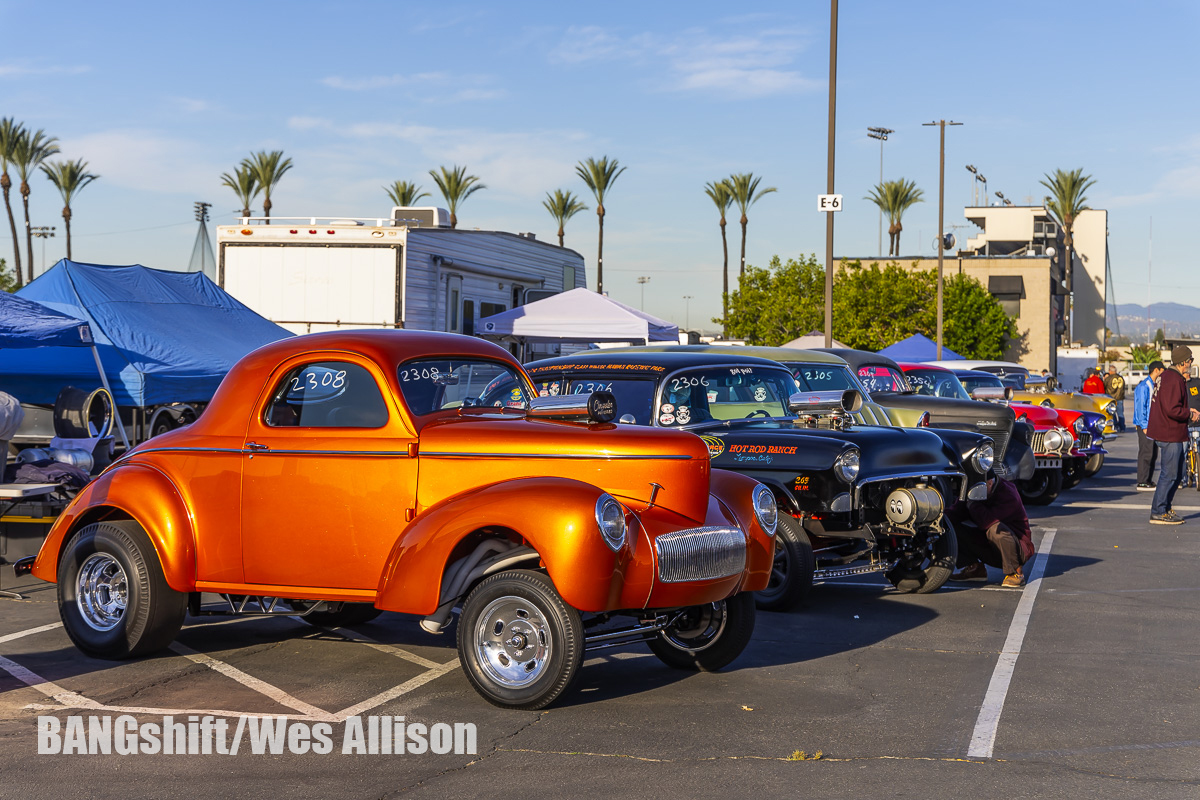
left=1108, top=302, right=1200, bottom=341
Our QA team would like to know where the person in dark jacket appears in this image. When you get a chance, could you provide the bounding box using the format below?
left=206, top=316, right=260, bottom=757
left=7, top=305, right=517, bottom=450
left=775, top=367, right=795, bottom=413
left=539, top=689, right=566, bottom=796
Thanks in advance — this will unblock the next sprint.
left=1103, top=365, right=1127, bottom=431
left=1135, top=361, right=1165, bottom=490
left=1149, top=345, right=1200, bottom=524
left=949, top=471, right=1035, bottom=587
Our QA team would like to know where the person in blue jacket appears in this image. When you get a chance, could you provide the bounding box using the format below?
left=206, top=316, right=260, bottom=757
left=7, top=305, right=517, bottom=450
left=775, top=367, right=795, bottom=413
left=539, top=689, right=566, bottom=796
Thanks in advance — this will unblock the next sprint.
left=1135, top=360, right=1165, bottom=490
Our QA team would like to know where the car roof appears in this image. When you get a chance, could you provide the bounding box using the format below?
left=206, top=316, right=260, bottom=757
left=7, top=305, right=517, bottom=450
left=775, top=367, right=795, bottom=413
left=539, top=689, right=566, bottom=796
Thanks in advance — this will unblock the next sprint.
left=241, top=329, right=521, bottom=369
left=897, top=362, right=952, bottom=373
left=615, top=344, right=850, bottom=366
left=816, top=348, right=902, bottom=371
left=926, top=359, right=1029, bottom=373
left=950, top=368, right=1003, bottom=379
left=525, top=349, right=792, bottom=378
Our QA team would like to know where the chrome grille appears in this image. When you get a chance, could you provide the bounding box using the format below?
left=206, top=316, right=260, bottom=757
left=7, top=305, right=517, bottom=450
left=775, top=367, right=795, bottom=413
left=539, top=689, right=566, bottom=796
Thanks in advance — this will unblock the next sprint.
left=1076, top=432, right=1093, bottom=450
left=654, top=526, right=746, bottom=583
left=1031, top=431, right=1070, bottom=456
left=990, top=428, right=1011, bottom=461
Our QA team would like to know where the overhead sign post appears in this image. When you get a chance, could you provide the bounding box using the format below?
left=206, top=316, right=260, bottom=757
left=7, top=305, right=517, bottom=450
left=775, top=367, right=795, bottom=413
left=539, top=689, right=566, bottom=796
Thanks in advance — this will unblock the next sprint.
left=817, top=194, right=843, bottom=212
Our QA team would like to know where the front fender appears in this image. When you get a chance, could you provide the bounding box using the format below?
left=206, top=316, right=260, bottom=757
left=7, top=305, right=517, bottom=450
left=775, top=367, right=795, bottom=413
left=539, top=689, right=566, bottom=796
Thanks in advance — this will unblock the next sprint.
left=375, top=477, right=621, bottom=615
left=30, top=463, right=196, bottom=593
left=709, top=468, right=774, bottom=592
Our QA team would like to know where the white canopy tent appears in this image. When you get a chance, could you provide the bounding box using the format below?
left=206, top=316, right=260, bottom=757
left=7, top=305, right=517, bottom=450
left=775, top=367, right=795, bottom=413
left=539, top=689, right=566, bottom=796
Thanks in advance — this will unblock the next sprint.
left=477, top=288, right=679, bottom=344
left=782, top=330, right=848, bottom=349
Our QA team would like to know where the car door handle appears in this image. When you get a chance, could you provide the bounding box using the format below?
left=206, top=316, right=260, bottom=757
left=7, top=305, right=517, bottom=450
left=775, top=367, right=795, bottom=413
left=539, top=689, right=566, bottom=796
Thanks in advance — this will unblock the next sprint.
left=246, top=442, right=270, bottom=452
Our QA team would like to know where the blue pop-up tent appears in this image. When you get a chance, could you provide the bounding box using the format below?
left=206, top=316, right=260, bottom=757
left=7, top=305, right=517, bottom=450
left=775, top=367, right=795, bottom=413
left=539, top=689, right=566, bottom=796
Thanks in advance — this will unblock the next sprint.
left=878, top=333, right=962, bottom=362
left=0, top=291, right=93, bottom=349
left=0, top=260, right=292, bottom=409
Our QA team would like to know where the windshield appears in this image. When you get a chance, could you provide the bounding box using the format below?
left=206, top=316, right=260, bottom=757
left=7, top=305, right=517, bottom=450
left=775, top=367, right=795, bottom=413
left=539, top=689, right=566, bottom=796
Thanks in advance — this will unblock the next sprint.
left=856, top=364, right=910, bottom=394
left=904, top=368, right=970, bottom=400
left=788, top=363, right=863, bottom=393
left=959, top=373, right=1005, bottom=395
left=531, top=365, right=798, bottom=427
left=397, top=358, right=530, bottom=415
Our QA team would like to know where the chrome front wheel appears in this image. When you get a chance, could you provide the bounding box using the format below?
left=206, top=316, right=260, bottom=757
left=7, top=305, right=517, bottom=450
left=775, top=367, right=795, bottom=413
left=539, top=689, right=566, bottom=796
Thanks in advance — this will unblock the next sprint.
left=475, top=595, right=554, bottom=688
left=76, top=553, right=128, bottom=631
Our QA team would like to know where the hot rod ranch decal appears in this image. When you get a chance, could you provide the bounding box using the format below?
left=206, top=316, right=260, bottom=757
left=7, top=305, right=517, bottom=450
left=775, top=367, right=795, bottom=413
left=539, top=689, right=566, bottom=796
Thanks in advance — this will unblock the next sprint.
left=699, top=435, right=725, bottom=458
left=728, top=444, right=797, bottom=455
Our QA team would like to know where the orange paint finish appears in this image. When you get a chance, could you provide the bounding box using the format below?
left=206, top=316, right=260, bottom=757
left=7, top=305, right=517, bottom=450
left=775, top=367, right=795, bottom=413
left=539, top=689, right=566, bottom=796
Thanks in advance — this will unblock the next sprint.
left=708, top=468, right=775, bottom=592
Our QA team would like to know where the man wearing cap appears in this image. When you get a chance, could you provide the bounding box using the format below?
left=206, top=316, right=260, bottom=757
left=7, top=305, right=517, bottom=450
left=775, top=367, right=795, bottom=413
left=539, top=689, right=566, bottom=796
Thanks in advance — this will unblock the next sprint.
left=1148, top=345, right=1200, bottom=524
left=1134, top=361, right=1165, bottom=491
left=1103, top=365, right=1127, bottom=432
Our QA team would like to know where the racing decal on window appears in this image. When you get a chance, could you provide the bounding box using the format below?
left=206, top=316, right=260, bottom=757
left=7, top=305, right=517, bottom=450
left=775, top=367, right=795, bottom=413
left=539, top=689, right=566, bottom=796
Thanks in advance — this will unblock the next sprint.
left=753, top=387, right=767, bottom=402
left=676, top=406, right=691, bottom=424
left=659, top=413, right=675, bottom=425
left=660, top=403, right=675, bottom=413
left=707, top=390, right=718, bottom=402
left=699, top=435, right=725, bottom=458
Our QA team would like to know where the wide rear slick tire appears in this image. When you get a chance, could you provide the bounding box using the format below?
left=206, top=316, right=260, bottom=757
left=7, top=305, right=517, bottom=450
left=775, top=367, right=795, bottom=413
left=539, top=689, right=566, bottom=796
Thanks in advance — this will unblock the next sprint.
left=57, top=520, right=188, bottom=659
left=887, top=520, right=958, bottom=594
left=648, top=591, right=756, bottom=672
left=457, top=570, right=583, bottom=711
left=754, top=514, right=814, bottom=612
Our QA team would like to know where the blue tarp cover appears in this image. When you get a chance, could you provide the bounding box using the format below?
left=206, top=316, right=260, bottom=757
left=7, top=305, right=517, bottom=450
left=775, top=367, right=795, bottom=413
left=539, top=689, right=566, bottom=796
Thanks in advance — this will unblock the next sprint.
left=0, top=260, right=292, bottom=406
left=0, top=291, right=92, bottom=349
left=877, top=333, right=962, bottom=362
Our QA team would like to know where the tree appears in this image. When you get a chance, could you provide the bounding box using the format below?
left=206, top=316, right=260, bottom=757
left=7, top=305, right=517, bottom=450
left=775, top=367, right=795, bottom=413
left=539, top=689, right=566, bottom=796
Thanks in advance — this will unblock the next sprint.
left=864, top=178, right=924, bottom=256
left=541, top=189, right=587, bottom=248
left=704, top=179, right=734, bottom=333
left=0, top=257, right=16, bottom=293
left=726, top=172, right=776, bottom=276
left=934, top=273, right=1018, bottom=360
left=384, top=180, right=430, bottom=208
left=0, top=118, right=25, bottom=286
left=40, top=159, right=99, bottom=261
left=575, top=156, right=626, bottom=295
left=1040, top=168, right=1095, bottom=334
left=245, top=150, right=293, bottom=219
left=11, top=128, right=60, bottom=283
left=1128, top=343, right=1160, bottom=369
left=221, top=165, right=260, bottom=219
left=429, top=165, right=485, bottom=230
left=1154, top=327, right=1165, bottom=348
left=719, top=254, right=825, bottom=346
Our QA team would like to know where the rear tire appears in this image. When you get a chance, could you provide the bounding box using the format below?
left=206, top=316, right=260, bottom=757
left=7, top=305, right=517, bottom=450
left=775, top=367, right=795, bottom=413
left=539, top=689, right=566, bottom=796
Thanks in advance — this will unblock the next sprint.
left=57, top=520, right=187, bottom=659
left=1017, top=468, right=1062, bottom=506
left=754, top=514, right=814, bottom=612
left=648, top=592, right=756, bottom=672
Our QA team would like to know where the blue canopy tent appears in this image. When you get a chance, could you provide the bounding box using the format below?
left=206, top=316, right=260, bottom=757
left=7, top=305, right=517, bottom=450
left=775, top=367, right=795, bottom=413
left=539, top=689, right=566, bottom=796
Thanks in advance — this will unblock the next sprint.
left=0, top=261, right=292, bottom=434
left=878, top=333, right=962, bottom=362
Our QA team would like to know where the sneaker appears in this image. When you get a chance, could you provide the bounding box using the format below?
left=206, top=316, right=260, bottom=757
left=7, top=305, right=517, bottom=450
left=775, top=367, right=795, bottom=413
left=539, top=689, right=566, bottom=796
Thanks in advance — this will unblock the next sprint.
left=1136, top=483, right=1155, bottom=492
left=1001, top=570, right=1026, bottom=588
left=1150, top=513, right=1184, bottom=525
left=1164, top=510, right=1186, bottom=523
left=952, top=563, right=988, bottom=581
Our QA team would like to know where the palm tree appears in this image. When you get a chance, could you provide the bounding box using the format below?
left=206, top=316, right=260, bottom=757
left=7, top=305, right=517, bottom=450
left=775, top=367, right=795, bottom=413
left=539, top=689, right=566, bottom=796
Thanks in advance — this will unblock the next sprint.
left=727, top=172, right=776, bottom=276
left=864, top=178, right=924, bottom=256
left=40, top=159, right=99, bottom=261
left=244, top=150, right=293, bottom=218
left=704, top=179, right=734, bottom=330
left=221, top=165, right=260, bottom=219
left=542, top=189, right=588, bottom=247
left=12, top=128, right=60, bottom=283
left=0, top=118, right=25, bottom=286
left=575, top=156, right=626, bottom=295
left=429, top=165, right=485, bottom=229
left=1040, top=168, right=1096, bottom=331
left=384, top=180, right=431, bottom=208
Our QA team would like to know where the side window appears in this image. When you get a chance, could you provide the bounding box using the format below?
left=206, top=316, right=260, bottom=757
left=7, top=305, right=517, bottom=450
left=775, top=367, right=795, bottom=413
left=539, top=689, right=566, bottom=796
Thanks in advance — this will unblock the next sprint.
left=266, top=361, right=388, bottom=428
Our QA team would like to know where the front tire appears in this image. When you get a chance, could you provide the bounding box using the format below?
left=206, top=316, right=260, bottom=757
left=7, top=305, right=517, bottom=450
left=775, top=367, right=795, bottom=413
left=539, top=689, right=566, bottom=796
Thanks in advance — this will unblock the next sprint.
left=1061, top=458, right=1085, bottom=490
left=887, top=520, right=958, bottom=594
left=457, top=570, right=583, bottom=710
left=1017, top=468, right=1062, bottom=506
left=57, top=520, right=188, bottom=659
left=648, top=592, right=756, bottom=672
left=1082, top=452, right=1105, bottom=478
left=754, top=514, right=814, bottom=612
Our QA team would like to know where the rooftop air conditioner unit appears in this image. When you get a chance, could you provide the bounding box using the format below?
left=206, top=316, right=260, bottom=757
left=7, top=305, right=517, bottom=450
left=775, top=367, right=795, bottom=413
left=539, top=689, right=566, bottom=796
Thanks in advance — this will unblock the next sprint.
left=390, top=206, right=452, bottom=228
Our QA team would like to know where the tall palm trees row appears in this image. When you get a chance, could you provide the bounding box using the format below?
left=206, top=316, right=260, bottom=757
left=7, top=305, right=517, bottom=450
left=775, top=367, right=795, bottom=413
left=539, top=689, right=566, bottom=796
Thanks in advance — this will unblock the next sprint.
left=0, top=118, right=100, bottom=287
left=704, top=173, right=777, bottom=327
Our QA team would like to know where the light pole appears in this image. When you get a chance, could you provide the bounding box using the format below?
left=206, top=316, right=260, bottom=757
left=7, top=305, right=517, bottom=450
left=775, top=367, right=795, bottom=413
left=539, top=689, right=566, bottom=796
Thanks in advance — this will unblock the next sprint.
left=823, top=0, right=838, bottom=347
left=923, top=120, right=962, bottom=360
left=867, top=126, right=893, bottom=258
left=995, top=191, right=1013, bottom=207
left=637, top=276, right=650, bottom=310
left=30, top=226, right=55, bottom=276
left=683, top=294, right=693, bottom=329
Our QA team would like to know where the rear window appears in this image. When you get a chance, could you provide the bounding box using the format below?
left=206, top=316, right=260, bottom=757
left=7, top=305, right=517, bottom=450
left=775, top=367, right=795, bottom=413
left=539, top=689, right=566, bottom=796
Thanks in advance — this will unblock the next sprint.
left=397, top=358, right=530, bottom=415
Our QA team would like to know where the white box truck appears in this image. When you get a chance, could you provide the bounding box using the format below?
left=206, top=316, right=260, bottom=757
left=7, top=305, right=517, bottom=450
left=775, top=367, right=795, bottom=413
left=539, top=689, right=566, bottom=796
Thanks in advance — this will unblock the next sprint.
left=216, top=207, right=586, bottom=339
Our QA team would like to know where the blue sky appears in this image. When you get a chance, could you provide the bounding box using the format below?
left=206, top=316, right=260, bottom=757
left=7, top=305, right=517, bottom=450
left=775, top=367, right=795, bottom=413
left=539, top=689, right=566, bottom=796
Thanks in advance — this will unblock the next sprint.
left=2, top=0, right=1196, bottom=331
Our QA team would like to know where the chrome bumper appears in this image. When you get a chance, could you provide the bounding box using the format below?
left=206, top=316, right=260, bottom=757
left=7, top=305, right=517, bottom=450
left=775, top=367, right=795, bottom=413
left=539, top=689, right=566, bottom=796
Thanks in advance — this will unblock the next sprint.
left=654, top=526, right=746, bottom=583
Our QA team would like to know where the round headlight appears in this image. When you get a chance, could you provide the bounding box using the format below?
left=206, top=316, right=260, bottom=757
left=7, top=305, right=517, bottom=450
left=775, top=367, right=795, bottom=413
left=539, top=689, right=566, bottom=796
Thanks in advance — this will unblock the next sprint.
left=833, top=449, right=861, bottom=483
left=1104, top=402, right=1117, bottom=416
left=595, top=494, right=627, bottom=552
left=1044, top=429, right=1063, bottom=451
left=1073, top=418, right=1085, bottom=434
left=1063, top=430, right=1075, bottom=450
left=752, top=484, right=778, bottom=537
left=1041, top=399, right=1053, bottom=408
left=972, top=441, right=995, bottom=474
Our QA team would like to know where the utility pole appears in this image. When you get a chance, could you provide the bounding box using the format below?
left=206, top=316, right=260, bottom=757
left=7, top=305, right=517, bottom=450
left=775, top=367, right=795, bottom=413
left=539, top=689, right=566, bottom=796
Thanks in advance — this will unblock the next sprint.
left=923, top=120, right=962, bottom=360
left=189, top=201, right=216, bottom=280
left=30, top=226, right=55, bottom=277
left=867, top=127, right=893, bottom=258
left=637, top=276, right=650, bottom=310
left=824, top=0, right=838, bottom=348
left=683, top=294, right=693, bottom=329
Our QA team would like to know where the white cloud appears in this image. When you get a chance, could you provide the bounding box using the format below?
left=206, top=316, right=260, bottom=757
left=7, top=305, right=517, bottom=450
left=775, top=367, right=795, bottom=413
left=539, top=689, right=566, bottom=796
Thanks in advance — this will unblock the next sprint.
left=1107, top=138, right=1200, bottom=207
left=58, top=129, right=221, bottom=194
left=0, top=62, right=90, bottom=78
left=320, top=71, right=506, bottom=102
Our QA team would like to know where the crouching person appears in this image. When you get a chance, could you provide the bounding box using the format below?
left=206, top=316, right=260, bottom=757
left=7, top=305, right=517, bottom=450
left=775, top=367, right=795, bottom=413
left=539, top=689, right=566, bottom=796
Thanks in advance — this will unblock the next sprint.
left=948, top=470, right=1035, bottom=588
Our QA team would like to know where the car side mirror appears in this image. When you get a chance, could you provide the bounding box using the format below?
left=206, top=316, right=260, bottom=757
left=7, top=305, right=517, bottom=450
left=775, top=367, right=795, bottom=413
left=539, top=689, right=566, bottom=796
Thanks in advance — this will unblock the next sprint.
left=527, top=391, right=618, bottom=424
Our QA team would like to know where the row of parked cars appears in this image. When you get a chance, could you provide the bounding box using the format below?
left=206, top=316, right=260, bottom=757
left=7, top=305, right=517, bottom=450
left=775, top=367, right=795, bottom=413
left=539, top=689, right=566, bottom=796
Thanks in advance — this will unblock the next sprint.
left=17, top=331, right=1117, bottom=710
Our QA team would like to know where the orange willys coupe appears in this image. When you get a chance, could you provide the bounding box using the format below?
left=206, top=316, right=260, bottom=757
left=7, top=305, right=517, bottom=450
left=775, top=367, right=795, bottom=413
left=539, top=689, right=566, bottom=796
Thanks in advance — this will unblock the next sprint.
left=20, top=331, right=777, bottom=709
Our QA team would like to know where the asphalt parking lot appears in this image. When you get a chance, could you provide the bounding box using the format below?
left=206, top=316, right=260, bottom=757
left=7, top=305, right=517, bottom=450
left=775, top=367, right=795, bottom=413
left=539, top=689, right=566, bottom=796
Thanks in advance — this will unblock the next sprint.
left=2, top=428, right=1198, bottom=799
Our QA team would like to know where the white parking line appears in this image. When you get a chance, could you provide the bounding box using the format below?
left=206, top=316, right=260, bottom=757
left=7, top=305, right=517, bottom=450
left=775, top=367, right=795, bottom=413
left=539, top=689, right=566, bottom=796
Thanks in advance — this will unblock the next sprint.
left=0, top=622, right=63, bottom=645
left=967, top=528, right=1057, bottom=759
left=168, top=642, right=335, bottom=721
left=1060, top=502, right=1200, bottom=511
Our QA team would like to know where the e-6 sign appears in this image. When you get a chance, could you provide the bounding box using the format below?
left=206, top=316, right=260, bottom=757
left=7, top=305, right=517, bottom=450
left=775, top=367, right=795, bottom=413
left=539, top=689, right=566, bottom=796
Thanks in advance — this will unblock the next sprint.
left=817, top=194, right=843, bottom=212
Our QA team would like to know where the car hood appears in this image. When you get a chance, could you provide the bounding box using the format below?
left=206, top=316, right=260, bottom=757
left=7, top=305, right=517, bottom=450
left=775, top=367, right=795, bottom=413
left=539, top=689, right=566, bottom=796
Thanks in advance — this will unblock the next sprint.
left=870, top=392, right=1015, bottom=431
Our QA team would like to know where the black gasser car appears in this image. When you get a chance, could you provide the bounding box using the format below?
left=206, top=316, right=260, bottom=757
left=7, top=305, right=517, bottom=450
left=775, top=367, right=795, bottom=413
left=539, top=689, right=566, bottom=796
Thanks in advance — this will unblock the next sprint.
left=525, top=352, right=997, bottom=611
